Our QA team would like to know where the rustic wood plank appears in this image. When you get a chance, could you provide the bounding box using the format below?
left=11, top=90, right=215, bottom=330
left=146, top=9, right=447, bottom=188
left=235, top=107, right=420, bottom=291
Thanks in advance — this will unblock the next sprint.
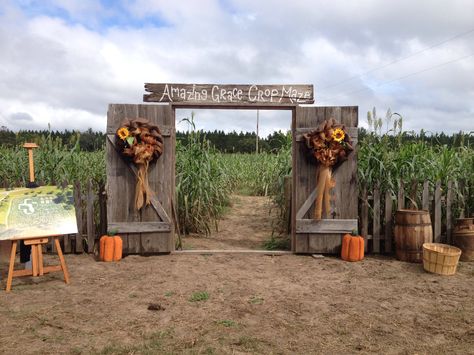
left=108, top=222, right=171, bottom=233
left=171, top=102, right=299, bottom=110
left=139, top=104, right=174, bottom=253
left=373, top=185, right=381, bottom=253
left=296, top=187, right=317, bottom=219
left=446, top=180, right=453, bottom=244
left=460, top=181, right=466, bottom=218
left=62, top=229, right=71, bottom=254
left=168, top=105, right=176, bottom=252
left=284, top=175, right=292, bottom=234
left=144, top=83, right=314, bottom=105
left=107, top=104, right=128, bottom=251
left=296, top=219, right=358, bottom=233
left=384, top=190, right=393, bottom=253
left=62, top=181, right=71, bottom=254
left=98, top=182, right=107, bottom=237
left=422, top=181, right=430, bottom=211
left=434, top=180, right=442, bottom=243
left=361, top=186, right=369, bottom=253
left=291, top=108, right=298, bottom=252
left=295, top=127, right=358, bottom=142
left=308, top=234, right=344, bottom=254
left=397, top=179, right=405, bottom=210
left=86, top=180, right=95, bottom=253
left=73, top=181, right=83, bottom=253
left=293, top=105, right=326, bottom=253
left=124, top=104, right=142, bottom=254
left=149, top=197, right=171, bottom=224
left=294, top=234, right=309, bottom=253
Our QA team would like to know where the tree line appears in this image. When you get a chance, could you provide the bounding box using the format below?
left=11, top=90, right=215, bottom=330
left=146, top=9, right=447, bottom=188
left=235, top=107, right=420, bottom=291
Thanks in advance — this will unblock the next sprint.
left=0, top=125, right=472, bottom=153
left=0, top=126, right=290, bottom=153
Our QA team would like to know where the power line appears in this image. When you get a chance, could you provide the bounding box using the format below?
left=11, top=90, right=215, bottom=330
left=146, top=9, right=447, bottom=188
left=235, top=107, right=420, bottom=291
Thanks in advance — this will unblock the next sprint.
left=319, top=28, right=474, bottom=90
left=319, top=53, right=474, bottom=102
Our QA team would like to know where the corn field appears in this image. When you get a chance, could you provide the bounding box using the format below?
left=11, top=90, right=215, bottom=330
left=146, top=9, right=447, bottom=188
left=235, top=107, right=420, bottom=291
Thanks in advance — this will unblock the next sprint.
left=0, top=135, right=105, bottom=186
left=359, top=133, right=474, bottom=217
left=1, top=129, right=473, bottom=240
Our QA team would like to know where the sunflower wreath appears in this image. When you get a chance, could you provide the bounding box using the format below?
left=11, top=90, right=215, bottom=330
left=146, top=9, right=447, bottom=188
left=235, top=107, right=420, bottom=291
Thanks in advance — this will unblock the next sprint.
left=303, top=118, right=353, bottom=219
left=116, top=118, right=164, bottom=210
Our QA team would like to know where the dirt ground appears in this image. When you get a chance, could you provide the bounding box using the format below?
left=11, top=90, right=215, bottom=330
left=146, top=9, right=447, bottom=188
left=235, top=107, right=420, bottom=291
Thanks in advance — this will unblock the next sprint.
left=182, top=195, right=279, bottom=250
left=0, top=253, right=473, bottom=354
left=0, top=195, right=473, bottom=354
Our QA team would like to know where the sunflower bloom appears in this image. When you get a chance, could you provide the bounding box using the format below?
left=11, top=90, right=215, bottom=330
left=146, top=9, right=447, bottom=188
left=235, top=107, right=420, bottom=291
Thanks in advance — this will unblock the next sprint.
left=117, top=127, right=130, bottom=140
left=332, top=128, right=345, bottom=142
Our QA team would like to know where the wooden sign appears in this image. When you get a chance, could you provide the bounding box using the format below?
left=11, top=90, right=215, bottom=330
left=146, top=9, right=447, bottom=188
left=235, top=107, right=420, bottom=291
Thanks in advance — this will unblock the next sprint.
left=144, top=83, right=314, bottom=105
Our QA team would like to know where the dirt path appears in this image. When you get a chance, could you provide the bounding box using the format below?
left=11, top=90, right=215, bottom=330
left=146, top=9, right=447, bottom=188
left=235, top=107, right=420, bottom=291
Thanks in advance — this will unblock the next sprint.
left=0, top=254, right=473, bottom=354
left=183, top=194, right=279, bottom=250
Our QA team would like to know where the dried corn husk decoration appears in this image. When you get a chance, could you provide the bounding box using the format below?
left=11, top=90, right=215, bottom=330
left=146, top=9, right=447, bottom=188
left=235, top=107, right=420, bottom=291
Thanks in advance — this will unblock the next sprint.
left=303, top=118, right=353, bottom=219
left=116, top=118, right=164, bottom=210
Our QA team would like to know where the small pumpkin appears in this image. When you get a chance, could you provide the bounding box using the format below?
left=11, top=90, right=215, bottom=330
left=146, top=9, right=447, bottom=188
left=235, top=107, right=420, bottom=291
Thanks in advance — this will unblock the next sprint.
left=100, top=230, right=123, bottom=262
left=341, top=230, right=364, bottom=262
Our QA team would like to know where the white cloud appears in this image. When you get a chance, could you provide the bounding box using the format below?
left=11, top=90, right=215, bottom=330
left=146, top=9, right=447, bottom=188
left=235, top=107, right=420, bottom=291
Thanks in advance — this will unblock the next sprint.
left=0, top=0, right=473, bottom=135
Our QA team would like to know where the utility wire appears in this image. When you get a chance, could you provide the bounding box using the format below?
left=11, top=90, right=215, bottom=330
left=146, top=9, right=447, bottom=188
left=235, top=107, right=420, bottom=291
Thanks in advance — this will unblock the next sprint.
left=319, top=28, right=474, bottom=90
left=319, top=53, right=474, bottom=102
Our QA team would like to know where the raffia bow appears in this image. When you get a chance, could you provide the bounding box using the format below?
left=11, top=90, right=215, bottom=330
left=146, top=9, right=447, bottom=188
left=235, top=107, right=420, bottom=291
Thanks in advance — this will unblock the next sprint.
left=116, top=118, right=164, bottom=210
left=303, top=118, right=353, bottom=219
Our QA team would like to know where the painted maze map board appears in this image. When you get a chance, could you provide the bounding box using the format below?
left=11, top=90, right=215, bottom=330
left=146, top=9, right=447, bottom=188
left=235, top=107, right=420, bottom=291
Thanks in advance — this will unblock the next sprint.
left=0, top=186, right=77, bottom=240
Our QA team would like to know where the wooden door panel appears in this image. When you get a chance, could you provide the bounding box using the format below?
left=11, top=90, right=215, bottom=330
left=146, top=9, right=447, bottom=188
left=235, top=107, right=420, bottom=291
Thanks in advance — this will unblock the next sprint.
left=106, top=104, right=175, bottom=254
left=292, top=106, right=358, bottom=253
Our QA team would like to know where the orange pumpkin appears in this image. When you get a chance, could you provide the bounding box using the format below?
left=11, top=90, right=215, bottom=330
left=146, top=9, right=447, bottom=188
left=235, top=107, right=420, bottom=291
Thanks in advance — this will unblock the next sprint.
left=100, top=232, right=123, bottom=262
left=341, top=231, right=364, bottom=262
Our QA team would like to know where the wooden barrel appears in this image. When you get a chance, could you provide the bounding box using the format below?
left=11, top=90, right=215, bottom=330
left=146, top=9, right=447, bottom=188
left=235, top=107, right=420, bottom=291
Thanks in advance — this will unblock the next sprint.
left=394, top=209, right=433, bottom=263
left=453, top=218, right=474, bottom=262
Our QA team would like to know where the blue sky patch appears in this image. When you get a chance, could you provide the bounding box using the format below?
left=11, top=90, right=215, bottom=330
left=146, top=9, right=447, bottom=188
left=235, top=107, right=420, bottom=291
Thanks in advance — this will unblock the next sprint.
left=13, top=0, right=170, bottom=31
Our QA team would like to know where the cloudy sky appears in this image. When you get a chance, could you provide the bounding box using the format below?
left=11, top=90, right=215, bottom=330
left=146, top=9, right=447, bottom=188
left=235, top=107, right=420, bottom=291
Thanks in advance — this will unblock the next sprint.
left=0, top=0, right=473, bottom=137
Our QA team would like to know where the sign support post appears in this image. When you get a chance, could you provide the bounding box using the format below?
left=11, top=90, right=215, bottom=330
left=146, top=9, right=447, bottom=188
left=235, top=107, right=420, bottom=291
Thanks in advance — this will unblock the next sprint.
left=23, top=143, right=39, bottom=188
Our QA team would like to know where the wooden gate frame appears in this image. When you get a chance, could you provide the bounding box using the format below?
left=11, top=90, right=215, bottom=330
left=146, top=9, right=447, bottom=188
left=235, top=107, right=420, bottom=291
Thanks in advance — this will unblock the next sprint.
left=169, top=102, right=358, bottom=254
left=107, top=84, right=358, bottom=254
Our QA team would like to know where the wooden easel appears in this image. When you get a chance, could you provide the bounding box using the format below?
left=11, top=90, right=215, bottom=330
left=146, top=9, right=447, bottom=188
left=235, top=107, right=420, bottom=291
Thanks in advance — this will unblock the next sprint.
left=3, top=143, right=72, bottom=292
left=5, top=235, right=70, bottom=292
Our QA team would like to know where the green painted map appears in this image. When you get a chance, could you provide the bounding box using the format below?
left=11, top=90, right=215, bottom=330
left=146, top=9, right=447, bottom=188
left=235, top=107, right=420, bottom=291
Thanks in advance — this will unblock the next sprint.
left=0, top=186, right=78, bottom=240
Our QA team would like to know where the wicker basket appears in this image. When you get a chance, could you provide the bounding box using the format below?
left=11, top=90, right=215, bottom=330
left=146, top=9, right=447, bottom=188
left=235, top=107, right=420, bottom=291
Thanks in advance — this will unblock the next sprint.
left=423, top=243, right=461, bottom=275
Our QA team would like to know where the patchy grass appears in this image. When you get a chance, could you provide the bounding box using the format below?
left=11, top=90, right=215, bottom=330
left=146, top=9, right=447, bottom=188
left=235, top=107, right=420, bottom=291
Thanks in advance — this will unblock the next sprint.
left=248, top=295, right=264, bottom=305
left=189, top=291, right=209, bottom=302
left=98, top=330, right=173, bottom=355
left=263, top=234, right=290, bottom=250
left=2, top=254, right=473, bottom=354
left=216, top=319, right=237, bottom=328
left=233, top=336, right=264, bottom=352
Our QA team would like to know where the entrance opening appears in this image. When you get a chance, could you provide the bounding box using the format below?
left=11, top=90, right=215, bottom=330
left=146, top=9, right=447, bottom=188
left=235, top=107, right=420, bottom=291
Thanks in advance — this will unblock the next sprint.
left=174, top=108, right=292, bottom=252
